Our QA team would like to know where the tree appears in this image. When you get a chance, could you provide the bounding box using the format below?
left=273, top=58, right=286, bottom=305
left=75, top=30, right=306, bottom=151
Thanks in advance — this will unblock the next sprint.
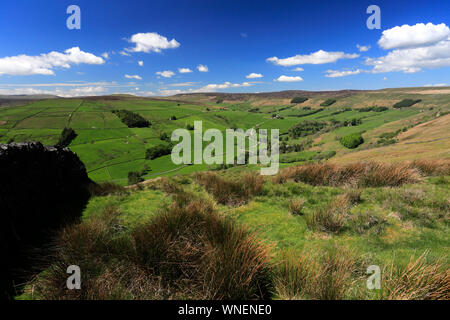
left=56, top=127, right=77, bottom=148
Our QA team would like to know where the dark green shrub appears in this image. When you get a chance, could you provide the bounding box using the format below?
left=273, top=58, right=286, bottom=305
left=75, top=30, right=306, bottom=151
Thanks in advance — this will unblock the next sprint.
left=56, top=127, right=77, bottom=148
left=290, top=120, right=327, bottom=138
left=145, top=144, right=172, bottom=160
left=393, top=99, right=421, bottom=109
left=291, top=97, right=308, bottom=104
left=340, top=133, right=364, bottom=149
left=128, top=171, right=144, bottom=185
left=320, top=99, right=337, bottom=107
left=358, top=106, right=388, bottom=112
left=112, top=109, right=150, bottom=128
left=159, top=132, right=170, bottom=142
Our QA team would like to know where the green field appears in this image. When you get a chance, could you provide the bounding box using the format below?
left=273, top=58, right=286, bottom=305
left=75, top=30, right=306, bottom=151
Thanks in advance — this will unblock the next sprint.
left=1, top=88, right=449, bottom=185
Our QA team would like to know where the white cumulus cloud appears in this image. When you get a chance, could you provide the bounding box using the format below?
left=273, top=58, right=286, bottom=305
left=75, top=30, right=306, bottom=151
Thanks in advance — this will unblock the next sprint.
left=156, top=70, right=175, bottom=78
left=126, top=32, right=180, bottom=53
left=178, top=67, right=193, bottom=73
left=0, top=47, right=104, bottom=76
left=267, top=50, right=359, bottom=66
left=292, top=67, right=304, bottom=71
left=138, top=61, right=144, bottom=67
left=378, top=23, right=450, bottom=50
left=274, top=75, right=304, bottom=82
left=197, top=64, right=209, bottom=72
left=366, top=22, right=450, bottom=73
left=367, top=37, right=450, bottom=73
left=125, top=74, right=142, bottom=80
left=325, top=69, right=363, bottom=78
left=356, top=44, right=371, bottom=52
left=246, top=73, right=263, bottom=79
left=0, top=86, right=107, bottom=97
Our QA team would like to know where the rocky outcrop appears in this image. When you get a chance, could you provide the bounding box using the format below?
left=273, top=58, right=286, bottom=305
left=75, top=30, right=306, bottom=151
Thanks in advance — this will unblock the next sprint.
left=0, top=142, right=92, bottom=300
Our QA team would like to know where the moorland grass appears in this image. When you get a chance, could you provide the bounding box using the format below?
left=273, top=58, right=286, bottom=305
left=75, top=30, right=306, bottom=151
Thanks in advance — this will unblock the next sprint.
left=31, top=185, right=274, bottom=300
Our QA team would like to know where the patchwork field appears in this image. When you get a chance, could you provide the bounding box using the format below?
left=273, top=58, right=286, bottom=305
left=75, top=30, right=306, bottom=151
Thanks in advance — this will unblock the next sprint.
left=1, top=88, right=449, bottom=185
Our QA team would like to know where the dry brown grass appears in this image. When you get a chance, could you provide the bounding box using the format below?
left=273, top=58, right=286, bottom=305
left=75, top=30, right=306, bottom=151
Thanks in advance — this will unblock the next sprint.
left=195, top=172, right=265, bottom=205
left=274, top=162, right=422, bottom=187
left=410, top=159, right=450, bottom=176
left=382, top=252, right=450, bottom=300
left=33, top=185, right=273, bottom=300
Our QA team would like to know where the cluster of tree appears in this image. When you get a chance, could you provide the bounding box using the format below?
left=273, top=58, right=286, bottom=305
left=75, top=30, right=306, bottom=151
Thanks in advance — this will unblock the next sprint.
left=145, top=144, right=172, bottom=160
left=320, top=99, right=337, bottom=107
left=358, top=106, right=389, bottom=112
left=340, top=132, right=364, bottom=149
left=280, top=138, right=313, bottom=153
left=291, top=97, right=308, bottom=104
left=55, top=127, right=77, bottom=148
left=186, top=123, right=195, bottom=130
left=376, top=127, right=407, bottom=146
left=393, top=99, right=422, bottom=109
left=248, top=108, right=260, bottom=113
left=289, top=120, right=328, bottom=138
left=159, top=132, right=170, bottom=142
left=340, top=118, right=362, bottom=126
left=127, top=165, right=151, bottom=185
left=112, top=109, right=150, bottom=128
left=170, top=116, right=177, bottom=120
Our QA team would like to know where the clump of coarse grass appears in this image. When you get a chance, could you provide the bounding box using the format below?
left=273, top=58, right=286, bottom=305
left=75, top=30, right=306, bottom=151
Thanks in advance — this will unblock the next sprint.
left=32, top=186, right=273, bottom=300
left=343, top=188, right=362, bottom=205
left=306, top=194, right=350, bottom=233
left=194, top=172, right=265, bottom=205
left=276, top=246, right=363, bottom=300
left=131, top=192, right=273, bottom=299
left=381, top=252, right=450, bottom=300
left=274, top=162, right=421, bottom=187
left=288, top=198, right=305, bottom=215
left=410, top=159, right=450, bottom=176
left=348, top=212, right=386, bottom=235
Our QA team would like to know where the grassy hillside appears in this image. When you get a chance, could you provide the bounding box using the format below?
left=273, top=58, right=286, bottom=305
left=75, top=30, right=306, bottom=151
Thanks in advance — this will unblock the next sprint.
left=4, top=87, right=449, bottom=300
left=1, top=87, right=449, bottom=185
left=20, top=160, right=450, bottom=300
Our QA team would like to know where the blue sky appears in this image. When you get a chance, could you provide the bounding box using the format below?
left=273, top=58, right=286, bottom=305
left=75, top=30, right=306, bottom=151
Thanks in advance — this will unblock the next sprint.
left=0, top=0, right=449, bottom=96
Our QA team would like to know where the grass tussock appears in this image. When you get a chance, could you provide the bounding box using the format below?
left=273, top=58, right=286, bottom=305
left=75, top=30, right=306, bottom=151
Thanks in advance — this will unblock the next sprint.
left=288, top=198, right=305, bottom=215
left=306, top=194, right=350, bottom=233
left=32, top=187, right=273, bottom=300
left=382, top=252, right=450, bottom=300
left=276, top=247, right=363, bottom=300
left=274, top=162, right=422, bottom=187
left=194, top=172, right=265, bottom=205
left=410, top=159, right=450, bottom=176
